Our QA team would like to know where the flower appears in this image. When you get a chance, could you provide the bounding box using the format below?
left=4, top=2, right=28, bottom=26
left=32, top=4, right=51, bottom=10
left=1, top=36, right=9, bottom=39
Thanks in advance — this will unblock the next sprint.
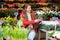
left=36, top=10, right=45, bottom=15
left=0, top=20, right=3, bottom=25
left=17, top=20, right=23, bottom=27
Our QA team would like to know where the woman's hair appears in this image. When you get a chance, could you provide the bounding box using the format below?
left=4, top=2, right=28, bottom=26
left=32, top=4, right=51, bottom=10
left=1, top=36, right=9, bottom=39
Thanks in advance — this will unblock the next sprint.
left=23, top=4, right=31, bottom=9
left=22, top=4, right=34, bottom=13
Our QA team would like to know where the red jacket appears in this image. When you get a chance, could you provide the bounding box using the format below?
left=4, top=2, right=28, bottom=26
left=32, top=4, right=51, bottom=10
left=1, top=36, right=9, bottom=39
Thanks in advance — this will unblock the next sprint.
left=20, top=10, right=40, bottom=32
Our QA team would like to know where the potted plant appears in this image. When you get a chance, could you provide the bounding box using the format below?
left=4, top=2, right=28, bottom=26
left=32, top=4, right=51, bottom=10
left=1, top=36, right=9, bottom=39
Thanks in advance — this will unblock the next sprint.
left=0, top=29, right=3, bottom=40
left=3, top=26, right=10, bottom=40
left=11, top=26, right=28, bottom=40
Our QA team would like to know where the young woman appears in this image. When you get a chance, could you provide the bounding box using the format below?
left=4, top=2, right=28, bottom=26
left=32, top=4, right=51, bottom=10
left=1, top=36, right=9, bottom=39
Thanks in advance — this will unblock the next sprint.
left=20, top=4, right=42, bottom=40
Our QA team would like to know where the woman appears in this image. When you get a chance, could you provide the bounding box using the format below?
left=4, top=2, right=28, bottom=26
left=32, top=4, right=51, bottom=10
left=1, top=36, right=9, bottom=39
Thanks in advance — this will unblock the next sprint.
left=20, top=4, right=42, bottom=40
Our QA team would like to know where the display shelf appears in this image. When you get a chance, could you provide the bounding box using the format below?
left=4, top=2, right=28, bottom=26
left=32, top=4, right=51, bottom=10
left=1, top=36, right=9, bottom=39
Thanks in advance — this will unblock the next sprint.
left=38, top=21, right=58, bottom=40
left=41, top=21, right=57, bottom=31
left=39, top=29, right=57, bottom=40
left=48, top=37, right=57, bottom=40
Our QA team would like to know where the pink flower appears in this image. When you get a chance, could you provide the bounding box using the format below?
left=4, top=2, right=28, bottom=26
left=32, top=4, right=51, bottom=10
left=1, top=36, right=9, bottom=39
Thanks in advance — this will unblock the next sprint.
left=57, top=20, right=60, bottom=25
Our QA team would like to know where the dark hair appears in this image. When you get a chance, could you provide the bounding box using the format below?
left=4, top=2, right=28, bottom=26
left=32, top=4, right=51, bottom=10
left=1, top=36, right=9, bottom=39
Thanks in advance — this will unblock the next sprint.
left=23, top=4, right=31, bottom=9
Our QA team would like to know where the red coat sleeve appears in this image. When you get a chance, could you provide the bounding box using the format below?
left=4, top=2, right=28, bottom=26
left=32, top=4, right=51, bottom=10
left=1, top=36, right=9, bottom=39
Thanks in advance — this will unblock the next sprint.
left=23, top=19, right=34, bottom=25
left=20, top=11, right=35, bottom=27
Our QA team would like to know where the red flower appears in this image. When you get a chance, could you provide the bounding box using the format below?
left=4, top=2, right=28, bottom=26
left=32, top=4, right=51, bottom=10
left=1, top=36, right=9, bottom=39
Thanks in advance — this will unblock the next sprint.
left=35, top=0, right=45, bottom=3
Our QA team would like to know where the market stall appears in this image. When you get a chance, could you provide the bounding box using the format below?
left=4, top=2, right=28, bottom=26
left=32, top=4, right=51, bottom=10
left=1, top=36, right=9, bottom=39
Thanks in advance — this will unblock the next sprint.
left=39, top=21, right=57, bottom=40
left=0, top=0, right=60, bottom=40
left=36, top=10, right=60, bottom=40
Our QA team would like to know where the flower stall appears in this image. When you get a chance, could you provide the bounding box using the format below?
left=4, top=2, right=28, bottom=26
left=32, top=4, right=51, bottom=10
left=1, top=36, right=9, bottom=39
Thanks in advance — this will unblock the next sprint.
left=36, top=10, right=60, bottom=40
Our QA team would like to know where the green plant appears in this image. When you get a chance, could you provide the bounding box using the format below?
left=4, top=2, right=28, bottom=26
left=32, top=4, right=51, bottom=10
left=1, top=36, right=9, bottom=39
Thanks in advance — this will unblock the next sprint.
left=48, top=32, right=54, bottom=37
left=3, top=26, right=10, bottom=37
left=0, top=10, right=16, bottom=18
left=40, top=24, right=54, bottom=30
left=11, top=26, right=28, bottom=40
left=56, top=26, right=60, bottom=31
left=5, top=18, right=11, bottom=26
left=44, top=11, right=54, bottom=18
left=40, top=11, right=58, bottom=20
left=0, top=30, right=4, bottom=38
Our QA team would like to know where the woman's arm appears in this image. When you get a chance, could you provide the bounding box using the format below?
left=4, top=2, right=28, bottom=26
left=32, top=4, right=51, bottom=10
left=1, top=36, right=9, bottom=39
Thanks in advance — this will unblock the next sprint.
left=20, top=11, right=42, bottom=26
left=20, top=12, right=35, bottom=25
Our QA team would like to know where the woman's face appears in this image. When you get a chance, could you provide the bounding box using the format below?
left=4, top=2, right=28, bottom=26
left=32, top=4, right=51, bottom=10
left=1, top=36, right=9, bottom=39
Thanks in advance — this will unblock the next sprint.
left=26, top=6, right=31, bottom=12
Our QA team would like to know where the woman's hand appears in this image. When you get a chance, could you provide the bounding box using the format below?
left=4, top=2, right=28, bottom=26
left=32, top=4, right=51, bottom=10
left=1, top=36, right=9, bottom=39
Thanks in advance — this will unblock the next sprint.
left=34, top=18, right=43, bottom=23
left=39, top=18, right=43, bottom=21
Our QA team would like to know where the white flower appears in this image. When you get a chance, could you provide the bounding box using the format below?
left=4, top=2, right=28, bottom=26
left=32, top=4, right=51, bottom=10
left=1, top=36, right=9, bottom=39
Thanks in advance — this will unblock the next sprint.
left=0, top=20, right=3, bottom=25
left=40, top=11, right=45, bottom=14
left=58, top=11, right=60, bottom=13
left=14, top=12, right=18, bottom=16
left=48, top=31, right=54, bottom=33
left=52, top=31, right=60, bottom=38
left=56, top=33, right=60, bottom=39
left=36, top=11, right=40, bottom=14
left=52, top=32, right=56, bottom=37
left=36, top=10, right=45, bottom=15
left=17, top=20, right=23, bottom=27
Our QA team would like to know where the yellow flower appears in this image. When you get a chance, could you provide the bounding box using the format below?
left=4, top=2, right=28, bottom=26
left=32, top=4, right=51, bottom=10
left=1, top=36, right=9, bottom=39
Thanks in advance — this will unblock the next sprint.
left=7, top=16, right=10, bottom=19
left=1, top=8, right=8, bottom=11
